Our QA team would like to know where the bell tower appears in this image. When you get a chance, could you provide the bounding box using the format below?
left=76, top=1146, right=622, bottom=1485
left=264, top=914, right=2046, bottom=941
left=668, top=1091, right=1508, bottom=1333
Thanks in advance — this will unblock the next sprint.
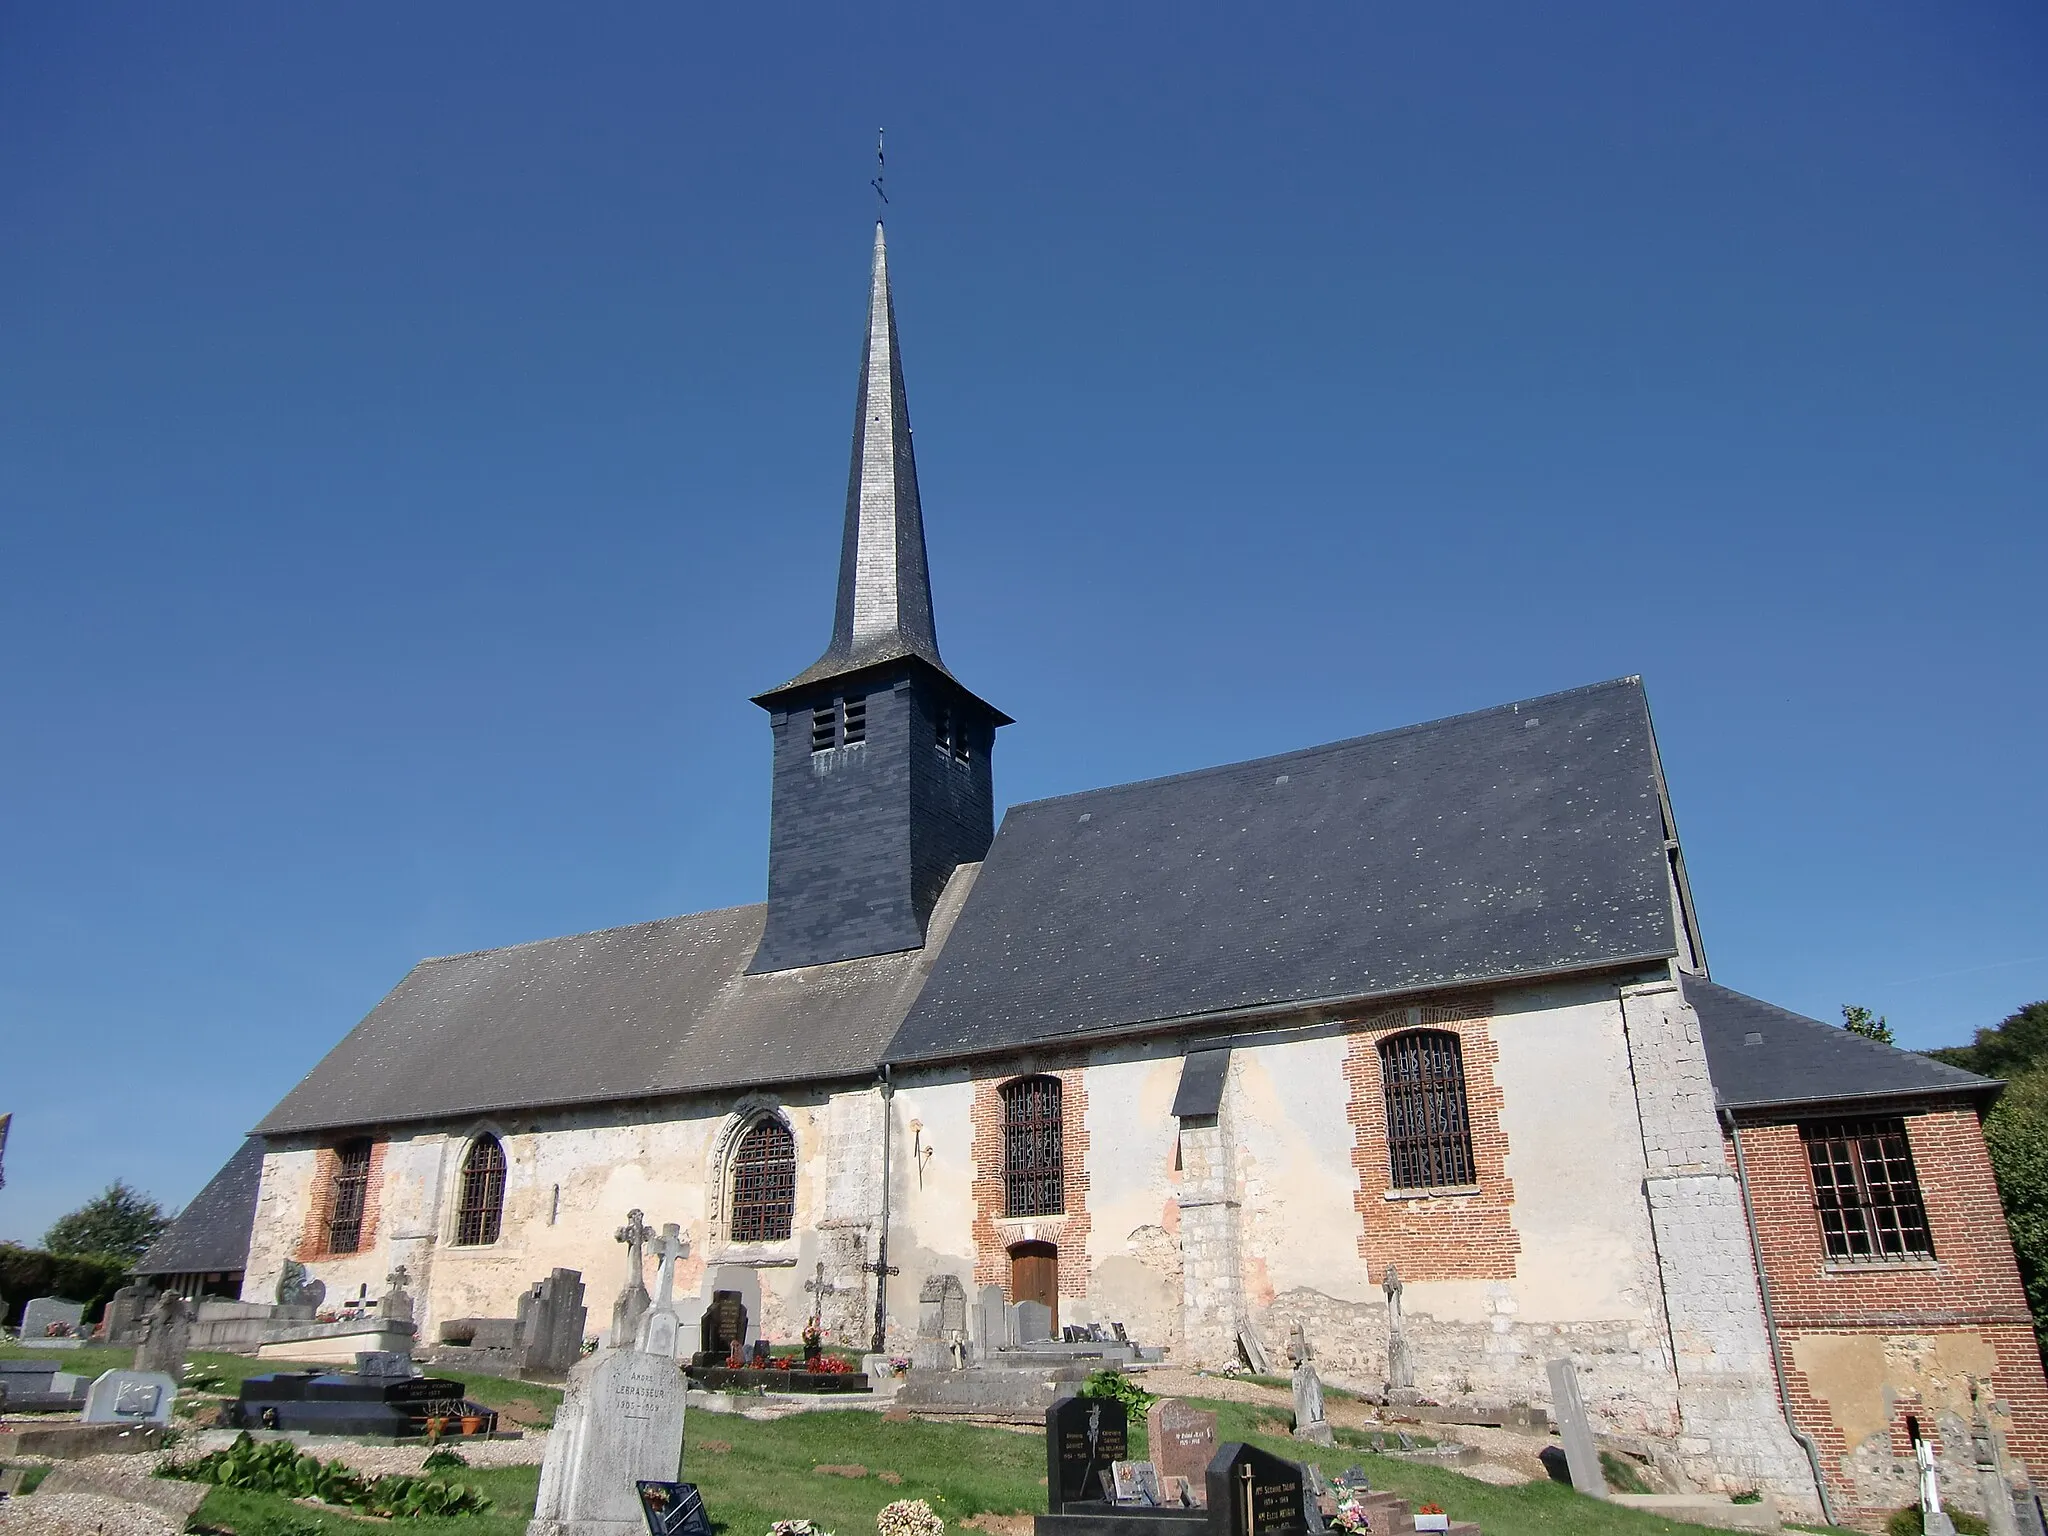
left=748, top=223, right=1010, bottom=974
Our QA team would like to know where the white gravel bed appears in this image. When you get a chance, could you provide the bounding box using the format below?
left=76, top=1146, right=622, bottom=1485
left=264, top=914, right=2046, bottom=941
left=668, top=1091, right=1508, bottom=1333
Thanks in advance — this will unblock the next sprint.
left=182, top=1426, right=549, bottom=1470
left=0, top=1490, right=183, bottom=1535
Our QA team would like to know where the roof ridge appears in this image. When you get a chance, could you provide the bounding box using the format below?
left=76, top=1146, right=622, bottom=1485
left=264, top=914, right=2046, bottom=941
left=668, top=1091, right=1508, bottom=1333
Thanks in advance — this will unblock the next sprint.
left=416, top=901, right=768, bottom=967
left=1007, top=676, right=1647, bottom=816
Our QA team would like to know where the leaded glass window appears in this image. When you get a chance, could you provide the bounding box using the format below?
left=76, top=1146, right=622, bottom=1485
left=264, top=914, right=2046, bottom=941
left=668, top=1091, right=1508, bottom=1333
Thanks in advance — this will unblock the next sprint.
left=730, top=1118, right=796, bottom=1242
left=1002, top=1076, right=1064, bottom=1217
left=1380, top=1031, right=1476, bottom=1190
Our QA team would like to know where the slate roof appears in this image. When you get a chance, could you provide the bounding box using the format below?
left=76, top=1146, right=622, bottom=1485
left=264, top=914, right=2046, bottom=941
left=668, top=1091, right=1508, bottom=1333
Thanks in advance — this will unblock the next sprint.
left=886, top=678, right=1682, bottom=1065
left=1689, top=977, right=2000, bottom=1111
left=254, top=868, right=980, bottom=1137
left=137, top=1137, right=265, bottom=1277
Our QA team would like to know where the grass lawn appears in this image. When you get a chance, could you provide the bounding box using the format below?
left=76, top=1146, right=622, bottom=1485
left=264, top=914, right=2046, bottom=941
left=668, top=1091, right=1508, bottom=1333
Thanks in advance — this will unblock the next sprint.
left=3, top=1348, right=1867, bottom=1536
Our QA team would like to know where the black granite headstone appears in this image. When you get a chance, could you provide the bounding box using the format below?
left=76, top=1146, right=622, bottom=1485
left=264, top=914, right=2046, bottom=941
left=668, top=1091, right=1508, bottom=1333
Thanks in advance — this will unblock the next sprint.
left=1046, top=1394, right=1128, bottom=1514
left=1206, top=1443, right=1307, bottom=1536
left=637, top=1480, right=712, bottom=1536
left=698, top=1292, right=747, bottom=1361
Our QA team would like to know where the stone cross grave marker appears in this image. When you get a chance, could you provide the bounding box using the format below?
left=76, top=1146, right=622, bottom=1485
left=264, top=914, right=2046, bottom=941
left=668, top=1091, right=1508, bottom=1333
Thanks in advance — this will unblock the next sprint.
left=82, top=1369, right=177, bottom=1425
left=527, top=1341, right=687, bottom=1535
left=1382, top=1265, right=1413, bottom=1393
left=1544, top=1359, right=1606, bottom=1499
left=611, top=1209, right=655, bottom=1348
left=1208, top=1442, right=1308, bottom=1536
left=638, top=1225, right=688, bottom=1360
left=380, top=1266, right=415, bottom=1326
left=1047, top=1393, right=1128, bottom=1513
left=804, top=1261, right=847, bottom=1342
left=19, top=1297, right=85, bottom=1348
left=134, top=1292, right=192, bottom=1379
left=1289, top=1320, right=1332, bottom=1446
left=1146, top=1398, right=1220, bottom=1507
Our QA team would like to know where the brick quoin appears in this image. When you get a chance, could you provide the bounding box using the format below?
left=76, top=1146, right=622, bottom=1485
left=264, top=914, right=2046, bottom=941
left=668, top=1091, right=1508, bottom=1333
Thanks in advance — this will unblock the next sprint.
left=970, top=1065, right=1092, bottom=1299
left=1344, top=997, right=1520, bottom=1282
left=1733, top=1106, right=2048, bottom=1515
left=294, top=1139, right=387, bottom=1264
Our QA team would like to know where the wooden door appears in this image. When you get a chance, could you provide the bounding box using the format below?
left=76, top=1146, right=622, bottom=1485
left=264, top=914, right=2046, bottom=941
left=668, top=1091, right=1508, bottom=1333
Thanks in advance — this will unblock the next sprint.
left=1009, top=1241, right=1059, bottom=1334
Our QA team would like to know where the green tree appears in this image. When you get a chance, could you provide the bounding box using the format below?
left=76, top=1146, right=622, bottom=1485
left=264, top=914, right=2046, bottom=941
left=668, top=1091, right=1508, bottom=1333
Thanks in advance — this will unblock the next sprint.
left=42, top=1181, right=171, bottom=1265
left=1841, top=1004, right=1895, bottom=1045
left=1928, top=1000, right=2048, bottom=1079
left=1983, top=1068, right=2048, bottom=1360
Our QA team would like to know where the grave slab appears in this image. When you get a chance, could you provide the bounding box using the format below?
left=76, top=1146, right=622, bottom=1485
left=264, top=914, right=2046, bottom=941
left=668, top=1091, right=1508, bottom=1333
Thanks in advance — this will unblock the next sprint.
left=1544, top=1358, right=1606, bottom=1499
left=82, top=1370, right=178, bottom=1425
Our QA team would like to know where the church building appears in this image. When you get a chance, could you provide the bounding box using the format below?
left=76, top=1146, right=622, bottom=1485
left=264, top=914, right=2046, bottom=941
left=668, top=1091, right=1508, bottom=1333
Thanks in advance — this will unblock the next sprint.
left=219, top=222, right=2044, bottom=1524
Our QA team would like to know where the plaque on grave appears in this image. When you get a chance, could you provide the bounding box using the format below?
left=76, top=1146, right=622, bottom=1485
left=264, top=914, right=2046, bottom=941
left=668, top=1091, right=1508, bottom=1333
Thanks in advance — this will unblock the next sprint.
left=1146, top=1398, right=1219, bottom=1507
left=1207, top=1442, right=1307, bottom=1536
left=1111, top=1461, right=1164, bottom=1506
left=82, top=1370, right=177, bottom=1425
left=636, top=1480, right=713, bottom=1536
left=1046, top=1394, right=1128, bottom=1514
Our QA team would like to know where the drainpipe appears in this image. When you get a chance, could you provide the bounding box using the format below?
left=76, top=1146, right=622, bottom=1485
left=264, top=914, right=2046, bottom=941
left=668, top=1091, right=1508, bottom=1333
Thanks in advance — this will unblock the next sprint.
left=870, top=1068, right=895, bottom=1354
left=1722, top=1105, right=1836, bottom=1526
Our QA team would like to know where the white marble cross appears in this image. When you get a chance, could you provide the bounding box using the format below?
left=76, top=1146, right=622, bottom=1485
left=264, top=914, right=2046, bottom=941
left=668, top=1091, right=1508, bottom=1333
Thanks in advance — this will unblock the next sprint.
left=635, top=1223, right=690, bottom=1358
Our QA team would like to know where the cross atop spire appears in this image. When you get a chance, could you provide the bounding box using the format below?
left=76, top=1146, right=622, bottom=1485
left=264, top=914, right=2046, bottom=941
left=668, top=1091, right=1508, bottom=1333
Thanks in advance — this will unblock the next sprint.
left=760, top=221, right=956, bottom=698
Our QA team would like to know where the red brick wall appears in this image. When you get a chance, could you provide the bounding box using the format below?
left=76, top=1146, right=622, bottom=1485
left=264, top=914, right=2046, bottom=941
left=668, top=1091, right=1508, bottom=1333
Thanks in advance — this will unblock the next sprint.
left=1343, top=997, right=1520, bottom=1282
left=970, top=1066, right=1092, bottom=1298
left=1735, top=1107, right=2048, bottom=1510
left=293, top=1139, right=387, bottom=1264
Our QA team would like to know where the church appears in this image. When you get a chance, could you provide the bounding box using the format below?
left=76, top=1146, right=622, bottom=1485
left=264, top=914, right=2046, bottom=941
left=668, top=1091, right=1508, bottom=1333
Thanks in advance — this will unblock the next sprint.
left=198, top=221, right=2043, bottom=1524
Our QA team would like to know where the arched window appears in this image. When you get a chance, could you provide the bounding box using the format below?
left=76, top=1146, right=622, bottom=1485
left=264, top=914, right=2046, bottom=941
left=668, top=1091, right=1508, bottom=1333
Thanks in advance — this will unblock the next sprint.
left=454, top=1135, right=507, bottom=1246
left=327, top=1139, right=373, bottom=1254
left=1380, top=1031, right=1476, bottom=1190
left=729, top=1118, right=796, bottom=1243
left=1002, top=1076, right=1064, bottom=1217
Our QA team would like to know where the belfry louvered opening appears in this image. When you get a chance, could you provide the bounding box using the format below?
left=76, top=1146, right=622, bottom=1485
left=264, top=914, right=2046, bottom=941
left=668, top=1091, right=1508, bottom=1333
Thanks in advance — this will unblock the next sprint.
left=327, top=1139, right=373, bottom=1254
left=1802, top=1118, right=1932, bottom=1261
left=454, top=1134, right=506, bottom=1246
left=1001, top=1075, right=1064, bottom=1217
left=1380, top=1030, right=1477, bottom=1190
left=809, top=695, right=867, bottom=753
left=730, top=1118, right=796, bottom=1242
left=936, top=703, right=970, bottom=764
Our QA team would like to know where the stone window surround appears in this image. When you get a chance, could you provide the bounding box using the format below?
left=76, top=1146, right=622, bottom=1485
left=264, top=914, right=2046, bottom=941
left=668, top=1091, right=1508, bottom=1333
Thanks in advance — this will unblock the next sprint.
left=438, top=1123, right=513, bottom=1251
left=705, top=1099, right=807, bottom=1267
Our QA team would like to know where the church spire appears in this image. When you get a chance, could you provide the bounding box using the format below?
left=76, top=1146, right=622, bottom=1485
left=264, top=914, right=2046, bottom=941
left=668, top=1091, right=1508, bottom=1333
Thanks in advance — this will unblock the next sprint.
left=767, top=221, right=947, bottom=695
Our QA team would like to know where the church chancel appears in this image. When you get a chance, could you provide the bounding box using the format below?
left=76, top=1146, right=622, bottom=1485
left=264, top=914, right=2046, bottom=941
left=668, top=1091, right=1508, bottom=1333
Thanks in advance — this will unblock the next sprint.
left=224, top=218, right=2047, bottom=1527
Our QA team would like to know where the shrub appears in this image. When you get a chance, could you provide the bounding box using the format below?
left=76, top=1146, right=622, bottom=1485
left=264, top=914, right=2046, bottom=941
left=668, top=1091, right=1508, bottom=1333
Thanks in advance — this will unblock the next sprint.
left=1078, top=1369, right=1156, bottom=1412
left=1886, top=1507, right=1989, bottom=1536
left=159, top=1433, right=490, bottom=1518
left=0, top=1243, right=130, bottom=1328
left=1599, top=1450, right=1651, bottom=1494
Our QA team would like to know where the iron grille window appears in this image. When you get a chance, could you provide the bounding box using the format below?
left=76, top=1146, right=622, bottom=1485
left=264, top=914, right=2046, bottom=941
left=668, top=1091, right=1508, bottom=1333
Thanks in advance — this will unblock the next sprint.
left=1380, top=1031, right=1477, bottom=1190
left=730, top=1118, right=796, bottom=1242
left=454, top=1135, right=507, bottom=1246
left=327, top=1140, right=373, bottom=1254
left=1002, top=1076, right=1065, bottom=1217
left=1803, top=1119, right=1932, bottom=1261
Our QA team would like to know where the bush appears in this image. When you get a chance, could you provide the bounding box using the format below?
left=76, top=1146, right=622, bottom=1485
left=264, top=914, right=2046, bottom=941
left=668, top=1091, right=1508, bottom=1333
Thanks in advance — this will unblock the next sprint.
left=0, top=1243, right=130, bottom=1328
left=1078, top=1369, right=1156, bottom=1412
left=159, top=1433, right=491, bottom=1518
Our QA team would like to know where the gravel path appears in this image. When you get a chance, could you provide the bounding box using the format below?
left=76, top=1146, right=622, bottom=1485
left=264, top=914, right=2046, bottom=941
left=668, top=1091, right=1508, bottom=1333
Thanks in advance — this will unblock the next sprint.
left=0, top=1490, right=184, bottom=1535
left=179, top=1427, right=552, bottom=1471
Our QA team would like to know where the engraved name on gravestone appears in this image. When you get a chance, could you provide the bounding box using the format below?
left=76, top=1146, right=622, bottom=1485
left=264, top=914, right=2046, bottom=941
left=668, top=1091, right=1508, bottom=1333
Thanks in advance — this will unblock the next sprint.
left=1544, top=1359, right=1606, bottom=1500
left=1046, top=1394, right=1128, bottom=1513
left=1146, top=1398, right=1219, bottom=1507
left=1207, top=1442, right=1308, bottom=1536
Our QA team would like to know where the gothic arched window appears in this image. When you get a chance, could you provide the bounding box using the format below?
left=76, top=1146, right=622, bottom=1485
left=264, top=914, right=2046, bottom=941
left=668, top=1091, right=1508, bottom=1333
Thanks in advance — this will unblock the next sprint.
left=1001, top=1076, right=1065, bottom=1217
left=327, top=1139, right=373, bottom=1254
left=454, top=1135, right=507, bottom=1246
left=1380, top=1031, right=1476, bottom=1190
left=730, top=1118, right=796, bottom=1243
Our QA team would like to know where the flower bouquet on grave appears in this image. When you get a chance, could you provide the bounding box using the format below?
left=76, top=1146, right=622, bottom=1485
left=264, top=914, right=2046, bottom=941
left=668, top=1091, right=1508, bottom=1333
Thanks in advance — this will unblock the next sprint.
left=802, top=1322, right=824, bottom=1366
left=725, top=1341, right=747, bottom=1369
left=771, top=1522, right=835, bottom=1536
left=1330, top=1495, right=1372, bottom=1534
left=810, top=1356, right=851, bottom=1374
left=876, top=1499, right=944, bottom=1536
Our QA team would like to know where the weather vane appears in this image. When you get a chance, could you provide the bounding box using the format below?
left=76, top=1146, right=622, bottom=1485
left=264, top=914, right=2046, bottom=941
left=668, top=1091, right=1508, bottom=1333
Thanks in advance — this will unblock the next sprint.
left=871, top=128, right=888, bottom=214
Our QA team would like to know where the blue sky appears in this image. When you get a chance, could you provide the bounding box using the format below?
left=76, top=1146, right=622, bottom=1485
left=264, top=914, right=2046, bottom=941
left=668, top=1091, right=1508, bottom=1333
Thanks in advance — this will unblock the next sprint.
left=3, top=4, right=2043, bottom=1243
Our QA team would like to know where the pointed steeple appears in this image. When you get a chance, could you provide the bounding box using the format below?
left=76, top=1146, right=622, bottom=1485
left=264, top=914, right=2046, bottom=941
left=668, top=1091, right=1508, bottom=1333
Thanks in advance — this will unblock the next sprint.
left=765, top=222, right=949, bottom=695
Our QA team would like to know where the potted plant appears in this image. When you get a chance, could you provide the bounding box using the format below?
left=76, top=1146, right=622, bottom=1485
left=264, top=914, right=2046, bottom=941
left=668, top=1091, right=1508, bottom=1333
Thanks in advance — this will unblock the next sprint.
left=1413, top=1503, right=1449, bottom=1533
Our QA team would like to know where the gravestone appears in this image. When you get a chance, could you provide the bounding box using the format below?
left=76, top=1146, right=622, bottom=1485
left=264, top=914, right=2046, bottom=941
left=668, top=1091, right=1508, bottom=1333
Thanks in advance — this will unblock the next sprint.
left=1047, top=1393, right=1129, bottom=1513
left=698, top=1291, right=748, bottom=1361
left=1289, top=1321, right=1332, bottom=1447
left=1146, top=1398, right=1220, bottom=1507
left=356, top=1351, right=415, bottom=1377
left=1012, top=1299, right=1053, bottom=1344
left=518, top=1269, right=589, bottom=1377
left=380, top=1266, right=416, bottom=1327
left=1207, top=1442, right=1307, bottom=1536
left=134, top=1291, right=193, bottom=1379
left=636, top=1480, right=713, bottom=1536
left=977, top=1284, right=1013, bottom=1351
left=529, top=1228, right=689, bottom=1536
left=1544, top=1359, right=1605, bottom=1499
left=1383, top=1266, right=1413, bottom=1394
left=914, top=1274, right=970, bottom=1370
left=81, top=1369, right=177, bottom=1426
left=611, top=1210, right=655, bottom=1348
left=18, top=1297, right=86, bottom=1347
left=101, top=1284, right=156, bottom=1347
